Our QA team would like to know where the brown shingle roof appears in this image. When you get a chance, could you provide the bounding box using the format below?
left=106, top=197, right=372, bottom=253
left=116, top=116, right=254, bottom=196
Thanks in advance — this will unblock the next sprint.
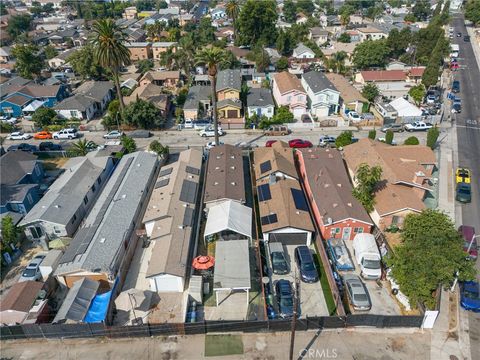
left=253, top=141, right=298, bottom=181
left=3, top=94, right=31, bottom=106
left=297, top=148, right=372, bottom=226
left=142, top=70, right=180, bottom=82
left=0, top=281, right=44, bottom=313
left=273, top=71, right=306, bottom=95
left=325, top=73, right=367, bottom=104
left=204, top=144, right=245, bottom=204
left=360, top=70, right=406, bottom=82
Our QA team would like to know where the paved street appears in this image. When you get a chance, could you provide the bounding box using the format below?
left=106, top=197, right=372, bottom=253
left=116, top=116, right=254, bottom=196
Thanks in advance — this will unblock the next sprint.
left=451, top=14, right=480, bottom=360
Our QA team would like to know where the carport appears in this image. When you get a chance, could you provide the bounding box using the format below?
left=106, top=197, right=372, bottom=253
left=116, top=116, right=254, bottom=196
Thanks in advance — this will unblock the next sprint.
left=213, top=240, right=251, bottom=306
left=204, top=200, right=252, bottom=242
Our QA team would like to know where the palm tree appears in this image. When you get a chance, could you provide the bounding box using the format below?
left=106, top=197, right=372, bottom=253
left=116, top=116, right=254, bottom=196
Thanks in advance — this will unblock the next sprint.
left=69, top=139, right=96, bottom=157
left=195, top=47, right=229, bottom=145
left=90, top=19, right=131, bottom=113
left=225, top=0, right=240, bottom=43
left=160, top=47, right=177, bottom=70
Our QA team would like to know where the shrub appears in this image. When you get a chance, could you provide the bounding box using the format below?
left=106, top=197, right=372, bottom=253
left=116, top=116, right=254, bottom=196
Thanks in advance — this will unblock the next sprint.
left=404, top=136, right=420, bottom=145
left=385, top=129, right=394, bottom=145
left=368, top=129, right=376, bottom=140
left=335, top=130, right=353, bottom=148
left=426, top=126, right=440, bottom=149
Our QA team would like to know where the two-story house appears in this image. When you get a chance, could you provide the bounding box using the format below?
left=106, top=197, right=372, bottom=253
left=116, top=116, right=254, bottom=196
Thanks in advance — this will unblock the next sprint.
left=216, top=69, right=244, bottom=128
left=126, top=42, right=153, bottom=61
left=152, top=42, right=177, bottom=60
left=272, top=72, right=307, bottom=119
left=247, top=88, right=275, bottom=119
left=301, top=71, right=340, bottom=118
left=357, top=27, right=388, bottom=42
left=308, top=27, right=330, bottom=46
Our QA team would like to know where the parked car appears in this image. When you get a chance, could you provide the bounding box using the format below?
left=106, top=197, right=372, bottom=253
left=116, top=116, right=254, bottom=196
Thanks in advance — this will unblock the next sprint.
left=460, top=281, right=480, bottom=312
left=7, top=131, right=32, bottom=140
left=377, top=137, right=397, bottom=145
left=348, top=112, right=361, bottom=122
left=464, top=35, right=470, bottom=42
left=352, top=233, right=382, bottom=280
left=452, top=102, right=462, bottom=114
left=275, top=279, right=295, bottom=318
left=33, top=131, right=53, bottom=140
left=7, top=143, right=38, bottom=152
left=456, top=182, right=472, bottom=203
left=294, top=246, right=319, bottom=283
left=301, top=114, right=312, bottom=123
left=128, top=130, right=152, bottom=138
left=326, top=238, right=355, bottom=272
left=456, top=168, right=471, bottom=184
left=19, top=254, right=46, bottom=282
left=344, top=274, right=372, bottom=311
left=288, top=139, right=312, bottom=148
left=270, top=242, right=289, bottom=275
left=205, top=141, right=224, bottom=150
left=39, top=141, right=62, bottom=151
left=457, top=32, right=462, bottom=37
left=404, top=121, right=433, bottom=132
left=318, top=135, right=336, bottom=147
left=199, top=128, right=224, bottom=137
left=452, top=80, right=460, bottom=93
left=0, top=116, right=17, bottom=125
left=380, top=123, right=404, bottom=133
left=103, top=130, right=124, bottom=139
left=265, top=140, right=277, bottom=147
left=53, top=128, right=78, bottom=140
left=264, top=125, right=290, bottom=136
left=459, top=225, right=478, bottom=260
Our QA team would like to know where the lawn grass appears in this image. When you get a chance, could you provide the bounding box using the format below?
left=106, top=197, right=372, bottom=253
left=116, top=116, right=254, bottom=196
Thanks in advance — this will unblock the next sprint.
left=204, top=334, right=244, bottom=357
left=312, top=243, right=337, bottom=316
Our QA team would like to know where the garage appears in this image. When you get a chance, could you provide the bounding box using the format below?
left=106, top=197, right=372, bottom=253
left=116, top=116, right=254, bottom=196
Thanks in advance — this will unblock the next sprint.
left=227, top=109, right=239, bottom=118
left=267, top=232, right=308, bottom=245
left=293, top=107, right=305, bottom=119
left=149, top=274, right=184, bottom=293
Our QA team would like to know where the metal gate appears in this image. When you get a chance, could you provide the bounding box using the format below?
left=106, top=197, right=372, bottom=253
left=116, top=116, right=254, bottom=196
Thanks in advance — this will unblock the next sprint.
left=268, top=232, right=307, bottom=244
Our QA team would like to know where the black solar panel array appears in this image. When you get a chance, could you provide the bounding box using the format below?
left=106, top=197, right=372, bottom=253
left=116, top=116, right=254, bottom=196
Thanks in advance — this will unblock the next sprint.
left=185, top=166, right=200, bottom=176
left=258, top=183, right=272, bottom=201
left=179, top=179, right=198, bottom=204
left=291, top=188, right=309, bottom=211
left=159, top=167, right=173, bottom=177
left=261, top=214, right=278, bottom=225
left=260, top=160, right=272, bottom=174
left=182, top=207, right=194, bottom=227
left=155, top=178, right=169, bottom=189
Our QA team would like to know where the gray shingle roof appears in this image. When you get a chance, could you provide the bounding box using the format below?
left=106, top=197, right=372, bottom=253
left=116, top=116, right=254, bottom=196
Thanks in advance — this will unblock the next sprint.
left=302, top=71, right=339, bottom=94
left=0, top=151, right=38, bottom=185
left=0, top=184, right=38, bottom=205
left=216, top=69, right=241, bottom=92
left=183, top=85, right=211, bottom=110
left=55, top=152, right=158, bottom=276
left=247, top=88, right=274, bottom=108
left=53, top=94, right=95, bottom=111
left=74, top=81, right=114, bottom=102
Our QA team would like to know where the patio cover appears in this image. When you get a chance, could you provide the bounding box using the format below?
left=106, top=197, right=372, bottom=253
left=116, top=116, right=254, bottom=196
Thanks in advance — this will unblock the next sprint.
left=213, top=240, right=251, bottom=306
left=204, top=200, right=252, bottom=240
left=52, top=278, right=99, bottom=323
left=389, top=97, right=422, bottom=117
left=22, top=100, right=46, bottom=112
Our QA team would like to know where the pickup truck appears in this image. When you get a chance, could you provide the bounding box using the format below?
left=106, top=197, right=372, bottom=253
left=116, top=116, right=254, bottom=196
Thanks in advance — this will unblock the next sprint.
left=404, top=121, right=433, bottom=132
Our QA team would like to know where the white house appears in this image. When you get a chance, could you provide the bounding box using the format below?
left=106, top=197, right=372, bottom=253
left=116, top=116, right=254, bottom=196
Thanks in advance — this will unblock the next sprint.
left=292, top=43, right=315, bottom=59
left=247, top=88, right=275, bottom=119
left=301, top=71, right=340, bottom=118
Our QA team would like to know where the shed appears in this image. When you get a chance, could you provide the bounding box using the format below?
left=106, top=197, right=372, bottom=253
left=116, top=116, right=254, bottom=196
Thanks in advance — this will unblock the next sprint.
left=204, top=200, right=252, bottom=242
left=213, top=240, right=251, bottom=306
left=39, top=249, right=63, bottom=281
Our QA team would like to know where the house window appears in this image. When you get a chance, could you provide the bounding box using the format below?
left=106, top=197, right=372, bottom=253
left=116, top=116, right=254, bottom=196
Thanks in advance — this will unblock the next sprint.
left=10, top=203, right=19, bottom=212
left=92, top=184, right=96, bottom=193
left=30, top=226, right=43, bottom=239
left=354, top=227, right=364, bottom=233
left=267, top=108, right=272, bottom=113
left=27, top=193, right=33, bottom=205
left=71, top=214, right=77, bottom=224
left=392, top=216, right=404, bottom=226
left=298, top=96, right=302, bottom=101
left=287, top=96, right=292, bottom=101
left=70, top=110, right=77, bottom=118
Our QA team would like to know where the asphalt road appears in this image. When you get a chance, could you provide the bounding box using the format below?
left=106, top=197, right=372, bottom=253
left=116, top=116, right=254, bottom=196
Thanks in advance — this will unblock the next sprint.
left=451, top=15, right=480, bottom=360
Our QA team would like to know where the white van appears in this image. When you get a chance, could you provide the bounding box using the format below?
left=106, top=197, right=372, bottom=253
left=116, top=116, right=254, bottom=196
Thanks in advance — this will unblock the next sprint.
left=352, top=233, right=382, bottom=280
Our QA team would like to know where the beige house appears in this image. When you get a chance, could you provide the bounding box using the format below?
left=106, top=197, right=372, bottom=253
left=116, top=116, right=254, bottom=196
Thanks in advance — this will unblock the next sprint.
left=152, top=42, right=177, bottom=60
left=140, top=70, right=181, bottom=89
left=126, top=42, right=152, bottom=61
left=325, top=73, right=367, bottom=114
left=357, top=27, right=388, bottom=42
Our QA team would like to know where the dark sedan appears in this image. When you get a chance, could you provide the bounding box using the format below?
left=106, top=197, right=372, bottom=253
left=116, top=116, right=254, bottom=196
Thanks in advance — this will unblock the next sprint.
left=7, top=143, right=38, bottom=152
left=456, top=183, right=472, bottom=203
left=295, top=245, right=319, bottom=283
left=460, top=281, right=480, bottom=312
left=39, top=142, right=62, bottom=151
left=275, top=279, right=295, bottom=318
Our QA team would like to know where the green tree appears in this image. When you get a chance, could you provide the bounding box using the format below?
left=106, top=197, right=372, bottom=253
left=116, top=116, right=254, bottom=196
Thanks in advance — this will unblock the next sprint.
left=1, top=216, right=19, bottom=256
left=123, top=99, right=165, bottom=129
left=387, top=27, right=412, bottom=59
left=404, top=136, right=420, bottom=145
left=385, top=129, right=394, bottom=145
left=276, top=29, right=294, bottom=56
left=335, top=130, right=354, bottom=148
left=465, top=0, right=480, bottom=25
left=388, top=209, right=476, bottom=309
left=337, top=33, right=351, bottom=43
left=66, top=44, right=104, bottom=80
left=108, top=99, right=120, bottom=118
left=276, top=57, right=289, bottom=71
left=136, top=59, right=154, bottom=74
left=7, top=14, right=31, bottom=39
left=120, top=135, right=136, bottom=154
left=353, top=39, right=390, bottom=69
left=11, top=45, right=43, bottom=80
left=149, top=140, right=169, bottom=158
left=297, top=0, right=315, bottom=15
left=196, top=47, right=230, bottom=145
left=273, top=106, right=294, bottom=123
left=367, top=4, right=384, bottom=21
left=157, top=0, right=168, bottom=10
left=368, top=129, right=376, bottom=140
left=412, top=0, right=431, bottom=21
left=225, top=0, right=240, bottom=42
left=198, top=18, right=216, bottom=46
left=90, top=19, right=131, bottom=113
left=237, top=0, right=278, bottom=46
left=32, top=107, right=56, bottom=128
left=361, top=83, right=380, bottom=103
left=408, top=84, right=425, bottom=106
left=404, top=13, right=416, bottom=23
left=69, top=139, right=96, bottom=156
left=283, top=0, right=297, bottom=23
left=426, top=126, right=440, bottom=149
left=136, top=0, right=154, bottom=11
left=351, top=163, right=383, bottom=212
left=44, top=44, right=58, bottom=60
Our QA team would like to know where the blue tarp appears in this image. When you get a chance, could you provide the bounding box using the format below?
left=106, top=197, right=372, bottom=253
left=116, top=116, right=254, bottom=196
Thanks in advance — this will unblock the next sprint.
left=84, top=289, right=112, bottom=323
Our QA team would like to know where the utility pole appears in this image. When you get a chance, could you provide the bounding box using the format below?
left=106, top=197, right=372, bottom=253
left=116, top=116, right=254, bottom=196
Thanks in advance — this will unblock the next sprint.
left=289, top=273, right=299, bottom=360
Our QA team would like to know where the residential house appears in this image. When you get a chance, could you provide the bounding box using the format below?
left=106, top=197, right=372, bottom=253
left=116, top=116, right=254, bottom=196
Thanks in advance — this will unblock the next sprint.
left=350, top=14, right=364, bottom=25
left=0, top=281, right=49, bottom=326
left=247, top=88, right=275, bottom=119
left=253, top=141, right=314, bottom=245
left=217, top=99, right=243, bottom=129
left=301, top=71, right=340, bottom=118
left=126, top=42, right=152, bottom=61
left=216, top=69, right=241, bottom=101
left=204, top=144, right=245, bottom=207
left=47, top=48, right=75, bottom=69
left=55, top=152, right=158, bottom=289
left=123, top=6, right=137, bottom=20
left=296, top=148, right=373, bottom=241
left=325, top=73, right=367, bottom=114
left=0, top=152, right=44, bottom=215
left=272, top=72, right=307, bottom=119
left=211, top=6, right=227, bottom=20
left=0, top=47, right=11, bottom=63
left=292, top=43, right=315, bottom=59
left=322, top=42, right=356, bottom=67
left=309, top=27, right=330, bottom=46
left=374, top=102, right=398, bottom=123
left=140, top=70, right=181, bottom=89
left=183, top=85, right=211, bottom=120
left=124, top=83, right=170, bottom=117
left=143, top=149, right=202, bottom=292
left=343, top=139, right=436, bottom=229
left=204, top=200, right=252, bottom=243
left=48, top=29, right=79, bottom=46
left=296, top=12, right=308, bottom=24
left=178, top=13, right=194, bottom=26
left=125, top=27, right=146, bottom=42
left=357, top=26, right=388, bottom=42
left=20, top=153, right=115, bottom=249
left=152, top=42, right=177, bottom=60
left=386, top=61, right=408, bottom=70
left=54, top=81, right=114, bottom=120
left=345, top=30, right=361, bottom=42
left=215, top=27, right=234, bottom=42
left=389, top=97, right=422, bottom=122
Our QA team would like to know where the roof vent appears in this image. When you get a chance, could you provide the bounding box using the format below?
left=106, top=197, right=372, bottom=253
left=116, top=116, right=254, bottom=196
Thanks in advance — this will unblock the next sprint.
left=230, top=155, right=235, bottom=159
left=326, top=217, right=332, bottom=225
left=178, top=225, right=185, bottom=229
left=324, top=183, right=330, bottom=188
left=214, top=181, right=219, bottom=185
left=100, top=238, right=106, bottom=243
left=347, top=203, right=352, bottom=207
left=54, top=205, right=61, bottom=208
left=122, top=194, right=127, bottom=199
left=269, top=174, right=277, bottom=185
left=337, top=183, right=342, bottom=187
left=216, top=156, right=221, bottom=159
left=231, top=182, right=236, bottom=186
left=230, top=166, right=235, bottom=170
left=333, top=203, right=338, bottom=208
left=296, top=211, right=300, bottom=215
left=215, top=166, right=220, bottom=170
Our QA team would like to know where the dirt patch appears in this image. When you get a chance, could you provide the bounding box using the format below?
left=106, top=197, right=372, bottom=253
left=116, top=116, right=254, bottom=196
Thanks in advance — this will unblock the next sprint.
left=389, top=337, right=406, bottom=352
left=42, top=157, right=70, bottom=171
left=384, top=232, right=403, bottom=249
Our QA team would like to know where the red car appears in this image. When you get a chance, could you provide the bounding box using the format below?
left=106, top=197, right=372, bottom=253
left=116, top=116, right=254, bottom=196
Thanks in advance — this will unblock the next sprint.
left=459, top=225, right=478, bottom=260
left=265, top=140, right=277, bottom=147
left=288, top=139, right=313, bottom=148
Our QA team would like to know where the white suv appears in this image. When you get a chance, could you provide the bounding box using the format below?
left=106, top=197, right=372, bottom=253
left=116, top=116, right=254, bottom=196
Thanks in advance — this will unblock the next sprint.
left=199, top=127, right=224, bottom=137
left=53, top=128, right=78, bottom=140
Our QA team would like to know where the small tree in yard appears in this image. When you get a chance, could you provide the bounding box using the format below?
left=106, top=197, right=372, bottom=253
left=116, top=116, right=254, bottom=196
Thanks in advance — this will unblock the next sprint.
left=408, top=84, right=426, bottom=106
left=273, top=106, right=294, bottom=123
left=427, top=126, right=440, bottom=149
left=368, top=129, right=376, bottom=140
left=120, top=136, right=136, bottom=154
left=149, top=140, right=169, bottom=159
left=385, top=129, right=394, bottom=145
left=361, top=83, right=380, bottom=103
left=32, top=108, right=57, bottom=128
left=1, top=216, right=19, bottom=256
left=335, top=130, right=353, bottom=148
left=404, top=136, right=420, bottom=145
left=352, top=163, right=383, bottom=213
left=387, top=209, right=477, bottom=309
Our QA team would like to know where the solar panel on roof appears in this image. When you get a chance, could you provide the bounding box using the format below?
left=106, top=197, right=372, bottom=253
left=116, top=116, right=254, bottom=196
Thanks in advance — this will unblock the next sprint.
left=186, top=166, right=200, bottom=175
left=260, top=160, right=272, bottom=174
left=159, top=167, right=173, bottom=177
left=155, top=178, right=169, bottom=188
left=291, top=188, right=309, bottom=211
left=261, top=214, right=278, bottom=225
left=179, top=179, right=198, bottom=204
left=183, top=207, right=195, bottom=227
left=258, top=183, right=271, bottom=201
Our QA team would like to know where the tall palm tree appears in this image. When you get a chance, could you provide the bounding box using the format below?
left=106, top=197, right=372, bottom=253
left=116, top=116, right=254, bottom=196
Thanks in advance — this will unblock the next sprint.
left=225, top=0, right=240, bottom=43
left=90, top=19, right=131, bottom=113
left=195, top=47, right=229, bottom=145
left=160, top=47, right=177, bottom=70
